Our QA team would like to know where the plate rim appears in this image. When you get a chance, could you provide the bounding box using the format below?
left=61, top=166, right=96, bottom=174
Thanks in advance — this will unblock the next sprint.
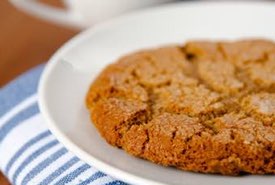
left=38, top=1, right=275, bottom=185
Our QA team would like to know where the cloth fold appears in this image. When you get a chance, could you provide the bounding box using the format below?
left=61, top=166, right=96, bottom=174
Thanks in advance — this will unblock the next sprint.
left=0, top=65, right=127, bottom=185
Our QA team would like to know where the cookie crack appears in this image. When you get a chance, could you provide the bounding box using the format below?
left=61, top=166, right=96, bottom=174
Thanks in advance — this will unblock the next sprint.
left=217, top=42, right=228, bottom=60
left=115, top=109, right=151, bottom=146
left=140, top=129, right=150, bottom=156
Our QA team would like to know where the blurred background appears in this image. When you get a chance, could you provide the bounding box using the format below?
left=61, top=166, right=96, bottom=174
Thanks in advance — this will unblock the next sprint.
left=0, top=0, right=77, bottom=88
left=0, top=0, right=175, bottom=87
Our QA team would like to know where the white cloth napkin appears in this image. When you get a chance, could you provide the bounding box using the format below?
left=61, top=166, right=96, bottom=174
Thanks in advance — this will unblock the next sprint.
left=0, top=65, right=127, bottom=185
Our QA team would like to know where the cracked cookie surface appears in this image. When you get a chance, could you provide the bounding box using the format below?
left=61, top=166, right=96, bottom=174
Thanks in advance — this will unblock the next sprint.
left=86, top=40, right=275, bottom=175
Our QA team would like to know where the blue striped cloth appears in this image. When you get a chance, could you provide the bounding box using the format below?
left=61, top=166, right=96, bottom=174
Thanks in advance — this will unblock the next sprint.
left=0, top=65, right=128, bottom=185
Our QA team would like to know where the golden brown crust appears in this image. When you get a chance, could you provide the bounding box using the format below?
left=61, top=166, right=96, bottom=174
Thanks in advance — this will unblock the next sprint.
left=86, top=41, right=275, bottom=175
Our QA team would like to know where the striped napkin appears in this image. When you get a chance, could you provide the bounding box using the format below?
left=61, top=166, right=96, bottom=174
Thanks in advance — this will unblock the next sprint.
left=0, top=65, right=127, bottom=185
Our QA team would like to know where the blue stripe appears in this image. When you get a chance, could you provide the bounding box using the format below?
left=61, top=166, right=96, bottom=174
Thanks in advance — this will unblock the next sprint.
left=0, top=103, right=39, bottom=144
left=12, top=140, right=59, bottom=183
left=105, top=180, right=128, bottom=185
left=53, top=164, right=91, bottom=185
left=0, top=64, right=44, bottom=117
left=78, top=171, right=106, bottom=185
left=21, top=147, right=68, bottom=185
left=5, top=130, right=51, bottom=174
left=39, top=156, right=80, bottom=185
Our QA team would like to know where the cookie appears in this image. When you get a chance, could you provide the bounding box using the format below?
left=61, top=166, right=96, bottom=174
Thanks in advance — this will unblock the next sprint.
left=86, top=40, right=275, bottom=175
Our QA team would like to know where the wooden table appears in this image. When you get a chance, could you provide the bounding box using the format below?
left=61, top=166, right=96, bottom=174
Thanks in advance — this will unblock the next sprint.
left=0, top=0, right=78, bottom=183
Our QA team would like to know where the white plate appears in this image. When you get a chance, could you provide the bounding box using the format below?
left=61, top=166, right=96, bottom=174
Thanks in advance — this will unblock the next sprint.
left=39, top=2, right=275, bottom=185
